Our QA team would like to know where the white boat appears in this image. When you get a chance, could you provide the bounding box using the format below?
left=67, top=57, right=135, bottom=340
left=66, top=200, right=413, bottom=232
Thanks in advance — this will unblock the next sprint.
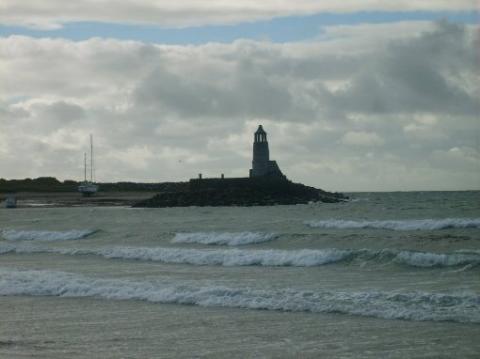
left=78, top=135, right=99, bottom=196
left=5, top=194, right=17, bottom=208
left=78, top=182, right=98, bottom=196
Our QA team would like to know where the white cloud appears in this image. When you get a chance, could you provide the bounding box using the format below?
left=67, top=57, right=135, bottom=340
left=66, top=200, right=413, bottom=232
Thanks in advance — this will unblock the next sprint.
left=1, top=21, right=479, bottom=190
left=0, top=1, right=476, bottom=29
left=341, top=131, right=385, bottom=146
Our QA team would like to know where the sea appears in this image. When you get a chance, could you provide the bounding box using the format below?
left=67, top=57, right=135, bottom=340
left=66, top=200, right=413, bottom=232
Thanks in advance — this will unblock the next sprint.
left=1, top=191, right=479, bottom=358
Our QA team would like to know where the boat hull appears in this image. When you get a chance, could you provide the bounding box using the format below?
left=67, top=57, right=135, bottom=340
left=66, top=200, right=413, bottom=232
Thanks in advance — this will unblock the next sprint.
left=78, top=183, right=99, bottom=196
left=5, top=196, right=17, bottom=208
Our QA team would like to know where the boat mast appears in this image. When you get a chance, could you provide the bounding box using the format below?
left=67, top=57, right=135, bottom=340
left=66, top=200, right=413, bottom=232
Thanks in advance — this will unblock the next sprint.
left=90, top=134, right=94, bottom=183
left=84, top=152, right=87, bottom=182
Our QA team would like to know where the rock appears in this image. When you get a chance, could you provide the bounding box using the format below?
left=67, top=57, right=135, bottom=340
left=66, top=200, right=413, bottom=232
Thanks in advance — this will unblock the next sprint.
left=133, top=177, right=346, bottom=207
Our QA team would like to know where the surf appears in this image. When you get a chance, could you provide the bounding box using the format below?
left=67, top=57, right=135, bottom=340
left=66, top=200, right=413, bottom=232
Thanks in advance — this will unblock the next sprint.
left=0, top=229, right=97, bottom=241
left=1, top=268, right=478, bottom=324
left=172, top=232, right=277, bottom=246
left=1, top=244, right=479, bottom=269
left=305, top=218, right=480, bottom=230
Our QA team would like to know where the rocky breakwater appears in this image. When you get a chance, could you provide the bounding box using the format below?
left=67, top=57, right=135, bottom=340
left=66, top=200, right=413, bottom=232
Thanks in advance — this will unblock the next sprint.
left=133, top=177, right=346, bottom=207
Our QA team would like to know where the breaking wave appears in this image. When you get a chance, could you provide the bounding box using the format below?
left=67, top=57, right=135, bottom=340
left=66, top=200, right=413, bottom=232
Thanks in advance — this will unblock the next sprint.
left=1, top=244, right=479, bottom=269
left=1, top=268, right=478, bottom=323
left=305, top=218, right=480, bottom=231
left=393, top=250, right=480, bottom=268
left=0, top=245, right=350, bottom=267
left=172, top=232, right=277, bottom=246
left=0, top=229, right=97, bottom=242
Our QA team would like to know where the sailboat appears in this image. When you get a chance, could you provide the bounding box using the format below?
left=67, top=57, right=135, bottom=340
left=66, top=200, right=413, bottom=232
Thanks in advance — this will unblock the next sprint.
left=5, top=194, right=17, bottom=208
left=78, top=134, right=99, bottom=196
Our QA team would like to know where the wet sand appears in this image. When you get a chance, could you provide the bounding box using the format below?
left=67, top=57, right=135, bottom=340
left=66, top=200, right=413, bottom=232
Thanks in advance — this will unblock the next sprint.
left=2, top=296, right=479, bottom=359
left=0, top=192, right=157, bottom=208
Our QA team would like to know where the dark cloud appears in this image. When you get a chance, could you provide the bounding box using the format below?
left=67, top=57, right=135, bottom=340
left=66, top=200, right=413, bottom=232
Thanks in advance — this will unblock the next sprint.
left=333, top=21, right=480, bottom=116
left=134, top=61, right=294, bottom=120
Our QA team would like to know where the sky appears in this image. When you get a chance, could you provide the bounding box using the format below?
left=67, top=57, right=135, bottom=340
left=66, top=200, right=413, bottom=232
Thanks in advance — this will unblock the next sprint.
left=1, top=1, right=479, bottom=191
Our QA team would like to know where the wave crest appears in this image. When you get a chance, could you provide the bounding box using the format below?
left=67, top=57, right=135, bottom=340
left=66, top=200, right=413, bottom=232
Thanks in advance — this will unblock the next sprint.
left=0, top=229, right=97, bottom=241
left=79, top=247, right=351, bottom=267
left=1, top=244, right=479, bottom=269
left=305, top=218, right=480, bottom=231
left=0, top=268, right=478, bottom=323
left=172, top=232, right=277, bottom=246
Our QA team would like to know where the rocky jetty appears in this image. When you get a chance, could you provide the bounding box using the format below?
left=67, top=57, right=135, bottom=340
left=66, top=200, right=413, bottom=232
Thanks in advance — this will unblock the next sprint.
left=133, top=177, right=346, bottom=207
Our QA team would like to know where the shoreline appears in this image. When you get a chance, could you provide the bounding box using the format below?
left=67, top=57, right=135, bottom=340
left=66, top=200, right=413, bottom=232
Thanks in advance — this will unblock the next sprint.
left=0, top=192, right=158, bottom=208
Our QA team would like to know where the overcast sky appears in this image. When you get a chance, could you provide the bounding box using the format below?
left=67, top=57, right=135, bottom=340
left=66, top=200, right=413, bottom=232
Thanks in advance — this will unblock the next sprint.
left=1, top=1, right=479, bottom=191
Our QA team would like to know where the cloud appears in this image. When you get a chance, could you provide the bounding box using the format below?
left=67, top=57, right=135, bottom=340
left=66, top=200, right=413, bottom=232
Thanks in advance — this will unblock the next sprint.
left=341, top=131, right=385, bottom=146
left=0, top=1, right=476, bottom=29
left=333, top=21, right=480, bottom=116
left=1, top=20, right=479, bottom=190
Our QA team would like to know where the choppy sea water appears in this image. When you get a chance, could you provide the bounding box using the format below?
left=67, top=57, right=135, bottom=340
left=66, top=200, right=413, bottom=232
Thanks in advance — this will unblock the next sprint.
left=1, top=191, right=479, bottom=358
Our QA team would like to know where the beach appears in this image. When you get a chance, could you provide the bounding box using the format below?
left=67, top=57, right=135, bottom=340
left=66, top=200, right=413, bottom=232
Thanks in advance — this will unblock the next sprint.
left=1, top=191, right=157, bottom=208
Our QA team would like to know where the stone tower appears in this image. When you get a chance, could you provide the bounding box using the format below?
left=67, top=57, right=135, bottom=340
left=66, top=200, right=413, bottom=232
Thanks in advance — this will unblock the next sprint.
left=250, top=125, right=285, bottom=178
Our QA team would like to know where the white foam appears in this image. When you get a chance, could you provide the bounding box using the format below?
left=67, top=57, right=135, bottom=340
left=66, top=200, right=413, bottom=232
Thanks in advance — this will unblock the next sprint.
left=77, top=247, right=353, bottom=267
left=0, top=229, right=96, bottom=242
left=0, top=268, right=478, bottom=323
left=305, top=218, right=480, bottom=231
left=172, top=232, right=277, bottom=246
left=1, top=244, right=479, bottom=269
left=393, top=251, right=480, bottom=268
left=0, top=243, right=352, bottom=266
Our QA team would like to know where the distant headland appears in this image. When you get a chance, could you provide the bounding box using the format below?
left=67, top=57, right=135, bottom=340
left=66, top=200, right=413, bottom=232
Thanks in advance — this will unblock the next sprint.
left=1, top=126, right=345, bottom=207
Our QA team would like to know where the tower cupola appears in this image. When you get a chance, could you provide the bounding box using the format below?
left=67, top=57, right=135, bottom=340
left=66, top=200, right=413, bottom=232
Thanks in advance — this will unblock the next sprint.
left=249, top=125, right=285, bottom=179
left=255, top=125, right=267, bottom=143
